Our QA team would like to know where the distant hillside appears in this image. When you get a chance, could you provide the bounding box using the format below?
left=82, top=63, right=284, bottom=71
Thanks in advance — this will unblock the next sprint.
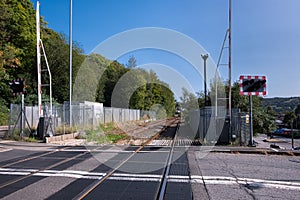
left=262, top=97, right=300, bottom=113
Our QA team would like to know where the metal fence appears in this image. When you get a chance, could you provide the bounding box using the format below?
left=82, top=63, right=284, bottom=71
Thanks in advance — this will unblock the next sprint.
left=8, top=101, right=156, bottom=137
left=189, top=107, right=249, bottom=145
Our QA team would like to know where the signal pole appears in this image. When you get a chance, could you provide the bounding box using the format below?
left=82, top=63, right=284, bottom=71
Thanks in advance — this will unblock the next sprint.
left=228, top=0, right=232, bottom=138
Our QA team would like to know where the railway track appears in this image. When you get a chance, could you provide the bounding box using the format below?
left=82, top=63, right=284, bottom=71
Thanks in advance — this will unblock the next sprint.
left=75, top=118, right=181, bottom=199
left=0, top=118, right=193, bottom=199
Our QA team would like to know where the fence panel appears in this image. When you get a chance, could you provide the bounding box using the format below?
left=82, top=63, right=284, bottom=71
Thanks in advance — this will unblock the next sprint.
left=9, top=102, right=155, bottom=137
left=188, top=107, right=247, bottom=145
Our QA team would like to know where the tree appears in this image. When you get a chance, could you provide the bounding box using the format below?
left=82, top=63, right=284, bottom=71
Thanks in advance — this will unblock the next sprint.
left=208, top=76, right=227, bottom=108
left=42, top=29, right=84, bottom=103
left=102, top=60, right=128, bottom=107
left=0, top=0, right=176, bottom=124
left=126, top=56, right=137, bottom=69
left=294, top=104, right=300, bottom=129
left=0, top=0, right=37, bottom=124
left=295, top=104, right=300, bottom=115
left=180, top=87, right=199, bottom=121
left=230, top=81, right=275, bottom=134
left=129, top=69, right=175, bottom=117
left=284, top=111, right=296, bottom=128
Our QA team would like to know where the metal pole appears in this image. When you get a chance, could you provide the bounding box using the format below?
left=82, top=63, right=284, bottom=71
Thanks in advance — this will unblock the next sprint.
left=36, top=1, right=42, bottom=117
left=201, top=54, right=209, bottom=107
left=69, top=0, right=73, bottom=127
left=40, top=39, right=52, bottom=116
left=215, top=29, right=229, bottom=117
left=20, top=94, right=24, bottom=138
left=228, top=0, right=232, bottom=138
left=204, top=58, right=207, bottom=106
left=291, top=120, right=294, bottom=149
left=248, top=95, right=254, bottom=147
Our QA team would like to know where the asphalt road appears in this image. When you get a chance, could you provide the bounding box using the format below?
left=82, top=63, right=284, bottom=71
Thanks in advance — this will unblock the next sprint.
left=0, top=144, right=192, bottom=200
left=189, top=149, right=300, bottom=200
left=0, top=141, right=300, bottom=200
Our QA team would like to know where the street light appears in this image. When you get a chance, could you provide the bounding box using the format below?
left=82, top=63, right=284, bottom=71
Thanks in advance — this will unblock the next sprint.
left=201, top=54, right=209, bottom=107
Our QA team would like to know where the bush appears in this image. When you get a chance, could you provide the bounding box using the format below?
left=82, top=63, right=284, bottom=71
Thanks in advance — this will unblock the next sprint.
left=0, top=104, right=9, bottom=126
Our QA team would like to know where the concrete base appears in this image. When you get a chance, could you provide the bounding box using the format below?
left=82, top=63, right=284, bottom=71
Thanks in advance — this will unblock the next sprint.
left=45, top=132, right=79, bottom=143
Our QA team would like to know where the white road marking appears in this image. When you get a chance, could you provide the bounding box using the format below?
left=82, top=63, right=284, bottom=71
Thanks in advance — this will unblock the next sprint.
left=0, top=171, right=31, bottom=176
left=59, top=149, right=136, bottom=153
left=113, top=173, right=162, bottom=178
left=1, top=167, right=300, bottom=190
left=0, top=147, right=12, bottom=152
left=41, top=169, right=106, bottom=176
left=0, top=168, right=38, bottom=172
left=108, top=177, right=161, bottom=182
left=191, top=175, right=300, bottom=191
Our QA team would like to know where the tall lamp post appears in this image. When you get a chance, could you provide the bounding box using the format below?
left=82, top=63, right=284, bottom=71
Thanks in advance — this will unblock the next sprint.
left=201, top=54, right=209, bottom=107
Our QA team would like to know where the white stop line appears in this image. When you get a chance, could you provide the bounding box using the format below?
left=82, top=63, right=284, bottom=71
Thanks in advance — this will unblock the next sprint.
left=0, top=168, right=300, bottom=191
left=191, top=175, right=300, bottom=191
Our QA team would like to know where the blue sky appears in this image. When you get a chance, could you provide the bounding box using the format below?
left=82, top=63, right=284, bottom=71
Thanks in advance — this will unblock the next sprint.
left=32, top=0, right=300, bottom=98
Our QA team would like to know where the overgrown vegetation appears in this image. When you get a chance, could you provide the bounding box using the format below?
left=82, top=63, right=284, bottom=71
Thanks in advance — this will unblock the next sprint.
left=86, top=123, right=128, bottom=144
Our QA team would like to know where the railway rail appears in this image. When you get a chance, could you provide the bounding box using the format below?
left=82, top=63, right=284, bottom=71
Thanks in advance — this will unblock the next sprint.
left=0, top=117, right=193, bottom=199
left=75, top=117, right=181, bottom=199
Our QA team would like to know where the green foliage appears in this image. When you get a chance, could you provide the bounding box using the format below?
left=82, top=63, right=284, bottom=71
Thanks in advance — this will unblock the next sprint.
left=262, top=97, right=300, bottom=114
left=0, top=0, right=37, bottom=123
left=100, top=122, right=116, bottom=133
left=208, top=76, right=227, bottom=108
left=295, top=104, right=300, bottom=115
left=86, top=125, right=128, bottom=144
left=180, top=87, right=199, bottom=121
left=0, top=99, right=9, bottom=125
left=74, top=53, right=109, bottom=102
left=102, top=61, right=129, bottom=107
left=283, top=111, right=296, bottom=127
left=126, top=56, right=137, bottom=69
left=253, top=107, right=276, bottom=134
left=106, top=134, right=128, bottom=143
left=230, top=81, right=276, bottom=134
left=137, top=69, right=175, bottom=117
left=42, top=29, right=85, bottom=103
left=24, top=136, right=41, bottom=143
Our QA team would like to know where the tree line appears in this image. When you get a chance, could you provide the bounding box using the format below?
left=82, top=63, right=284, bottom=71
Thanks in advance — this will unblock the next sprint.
left=0, top=0, right=175, bottom=125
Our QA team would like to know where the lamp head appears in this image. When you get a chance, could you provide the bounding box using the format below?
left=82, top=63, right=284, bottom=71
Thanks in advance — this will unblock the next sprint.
left=201, top=54, right=209, bottom=60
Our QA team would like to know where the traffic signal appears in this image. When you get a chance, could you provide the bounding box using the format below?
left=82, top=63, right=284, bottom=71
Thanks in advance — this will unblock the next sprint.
left=242, top=79, right=266, bottom=92
left=239, top=75, right=266, bottom=96
left=9, top=79, right=26, bottom=96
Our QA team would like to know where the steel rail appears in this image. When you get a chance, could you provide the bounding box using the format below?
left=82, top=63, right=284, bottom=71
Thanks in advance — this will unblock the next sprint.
left=74, top=118, right=179, bottom=200
left=157, top=121, right=180, bottom=200
left=0, top=118, right=179, bottom=197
